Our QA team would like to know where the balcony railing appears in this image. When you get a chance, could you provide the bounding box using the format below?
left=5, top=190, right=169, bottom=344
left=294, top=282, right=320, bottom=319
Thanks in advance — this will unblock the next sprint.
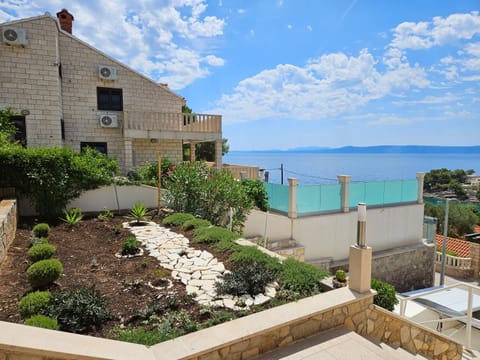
left=123, top=111, right=221, bottom=133
left=435, top=252, right=472, bottom=270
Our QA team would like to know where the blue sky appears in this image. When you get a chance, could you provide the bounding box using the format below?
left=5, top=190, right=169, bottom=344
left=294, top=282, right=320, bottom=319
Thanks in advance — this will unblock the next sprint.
left=1, top=1, right=480, bottom=150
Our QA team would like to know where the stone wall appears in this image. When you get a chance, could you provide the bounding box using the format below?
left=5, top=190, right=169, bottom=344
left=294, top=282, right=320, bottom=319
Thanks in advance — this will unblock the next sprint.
left=371, top=242, right=435, bottom=293
left=364, top=305, right=463, bottom=360
left=0, top=200, right=17, bottom=265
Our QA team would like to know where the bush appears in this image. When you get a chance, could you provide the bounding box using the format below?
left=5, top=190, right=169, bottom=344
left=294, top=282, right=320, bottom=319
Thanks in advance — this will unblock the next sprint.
left=163, top=162, right=253, bottom=231
left=217, top=259, right=276, bottom=296
left=32, top=223, right=50, bottom=238
left=19, top=291, right=51, bottom=318
left=126, top=202, right=150, bottom=224
left=31, top=237, right=49, bottom=246
left=371, top=279, right=399, bottom=311
left=163, top=213, right=195, bottom=227
left=26, top=259, right=63, bottom=289
left=279, top=258, right=329, bottom=296
left=335, top=269, right=347, bottom=282
left=242, top=179, right=269, bottom=211
left=27, top=243, right=56, bottom=262
left=122, top=236, right=140, bottom=255
left=60, top=207, right=83, bottom=225
left=25, top=314, right=59, bottom=330
left=192, top=226, right=239, bottom=244
left=182, top=218, right=212, bottom=230
left=45, top=288, right=111, bottom=333
left=229, top=245, right=281, bottom=273
left=0, top=146, right=119, bottom=219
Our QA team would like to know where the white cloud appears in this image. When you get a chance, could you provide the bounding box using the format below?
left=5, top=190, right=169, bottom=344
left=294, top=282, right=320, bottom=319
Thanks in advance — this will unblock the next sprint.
left=237, top=8, right=246, bottom=14
left=390, top=11, right=480, bottom=50
left=306, top=25, right=312, bottom=31
left=208, top=49, right=429, bottom=124
left=287, top=24, right=293, bottom=30
left=0, top=0, right=226, bottom=90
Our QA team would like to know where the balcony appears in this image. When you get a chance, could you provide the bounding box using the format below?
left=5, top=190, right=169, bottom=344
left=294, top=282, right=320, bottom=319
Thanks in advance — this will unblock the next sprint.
left=123, top=111, right=222, bottom=141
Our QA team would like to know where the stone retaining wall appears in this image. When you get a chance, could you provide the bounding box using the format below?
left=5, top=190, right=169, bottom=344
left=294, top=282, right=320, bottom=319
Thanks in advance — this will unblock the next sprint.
left=364, top=305, right=463, bottom=360
left=0, top=200, right=17, bottom=265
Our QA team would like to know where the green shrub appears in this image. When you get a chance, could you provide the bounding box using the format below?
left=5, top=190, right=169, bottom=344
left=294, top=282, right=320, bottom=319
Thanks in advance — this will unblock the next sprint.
left=60, top=207, right=83, bottom=226
left=279, top=258, right=329, bottom=296
left=31, top=237, right=49, bottom=246
left=217, top=259, right=276, bottom=296
left=163, top=213, right=195, bottom=227
left=163, top=162, right=253, bottom=231
left=192, top=226, right=238, bottom=244
left=32, top=223, right=50, bottom=238
left=45, top=288, right=111, bottom=333
left=242, top=179, right=269, bottom=211
left=19, top=291, right=51, bottom=318
left=109, top=326, right=162, bottom=346
left=25, top=314, right=59, bottom=330
left=0, top=146, right=119, bottom=219
left=122, top=236, right=140, bottom=255
left=27, top=243, right=56, bottom=262
left=182, top=218, right=212, bottom=230
left=97, top=207, right=114, bottom=221
left=335, top=269, right=347, bottom=282
left=229, top=245, right=282, bottom=272
left=371, top=279, right=399, bottom=311
left=212, top=238, right=242, bottom=253
left=436, top=247, right=458, bottom=257
left=126, top=202, right=150, bottom=224
left=26, top=259, right=63, bottom=289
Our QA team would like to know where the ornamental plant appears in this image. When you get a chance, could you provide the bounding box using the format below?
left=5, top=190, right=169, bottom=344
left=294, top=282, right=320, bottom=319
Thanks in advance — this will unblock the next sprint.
left=371, top=278, right=399, bottom=311
left=26, top=259, right=63, bottom=289
left=25, top=314, right=59, bottom=330
left=19, top=291, right=51, bottom=318
left=122, top=236, right=141, bottom=256
left=163, top=213, right=195, bottom=227
left=60, top=207, right=83, bottom=226
left=27, top=243, right=56, bottom=262
left=32, top=223, right=50, bottom=238
left=126, top=202, right=149, bottom=225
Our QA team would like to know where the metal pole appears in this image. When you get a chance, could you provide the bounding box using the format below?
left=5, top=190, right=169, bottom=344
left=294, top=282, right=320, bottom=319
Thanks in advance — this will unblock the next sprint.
left=157, top=152, right=162, bottom=210
left=280, top=163, right=284, bottom=185
left=440, top=199, right=450, bottom=286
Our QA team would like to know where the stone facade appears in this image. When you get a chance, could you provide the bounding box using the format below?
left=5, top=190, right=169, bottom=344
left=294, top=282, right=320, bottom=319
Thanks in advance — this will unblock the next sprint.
left=371, top=242, right=435, bottom=293
left=0, top=13, right=221, bottom=172
left=0, top=200, right=17, bottom=265
left=471, top=242, right=480, bottom=279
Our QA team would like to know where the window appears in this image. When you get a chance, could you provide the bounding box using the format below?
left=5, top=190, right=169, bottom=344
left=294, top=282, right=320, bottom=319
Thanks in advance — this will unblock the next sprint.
left=80, top=142, right=107, bottom=155
left=97, top=87, right=123, bottom=111
left=10, top=115, right=26, bottom=147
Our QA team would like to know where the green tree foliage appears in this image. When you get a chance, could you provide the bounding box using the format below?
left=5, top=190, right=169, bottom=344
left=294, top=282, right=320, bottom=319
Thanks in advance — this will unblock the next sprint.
left=194, top=139, right=230, bottom=161
left=0, top=146, right=118, bottom=218
left=163, top=162, right=253, bottom=231
left=0, top=108, right=17, bottom=146
left=424, top=202, right=479, bottom=237
left=424, top=168, right=469, bottom=199
left=131, top=157, right=175, bottom=187
left=241, top=179, right=269, bottom=211
left=371, top=279, right=399, bottom=311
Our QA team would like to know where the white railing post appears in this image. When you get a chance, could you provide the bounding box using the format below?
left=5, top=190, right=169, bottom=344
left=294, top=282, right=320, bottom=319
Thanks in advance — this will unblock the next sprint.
left=416, top=172, right=425, bottom=204
left=288, top=178, right=298, bottom=219
left=466, top=286, right=473, bottom=349
left=337, top=175, right=351, bottom=213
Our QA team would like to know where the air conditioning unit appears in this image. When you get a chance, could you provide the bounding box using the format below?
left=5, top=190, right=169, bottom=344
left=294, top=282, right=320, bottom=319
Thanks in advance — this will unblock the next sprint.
left=98, top=65, right=117, bottom=80
left=99, top=114, right=118, bottom=128
left=2, top=27, right=27, bottom=46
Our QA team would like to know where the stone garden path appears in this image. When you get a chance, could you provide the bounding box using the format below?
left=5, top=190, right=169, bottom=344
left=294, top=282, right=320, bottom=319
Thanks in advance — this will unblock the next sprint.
left=123, top=222, right=276, bottom=310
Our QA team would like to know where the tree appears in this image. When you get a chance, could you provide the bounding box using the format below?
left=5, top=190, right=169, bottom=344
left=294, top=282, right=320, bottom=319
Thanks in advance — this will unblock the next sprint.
left=424, top=168, right=469, bottom=199
left=195, top=139, right=229, bottom=161
left=0, top=108, right=18, bottom=147
left=424, top=202, right=478, bottom=237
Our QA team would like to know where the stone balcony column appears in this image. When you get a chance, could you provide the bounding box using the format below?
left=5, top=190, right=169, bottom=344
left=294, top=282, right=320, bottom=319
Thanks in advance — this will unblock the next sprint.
left=288, top=178, right=298, bottom=219
left=337, top=175, right=352, bottom=212
left=215, top=139, right=223, bottom=171
left=189, top=142, right=196, bottom=162
left=416, top=172, right=425, bottom=204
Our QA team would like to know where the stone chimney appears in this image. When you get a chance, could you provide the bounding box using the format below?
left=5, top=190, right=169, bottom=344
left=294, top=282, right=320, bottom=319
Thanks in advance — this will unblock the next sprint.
left=56, top=9, right=74, bottom=34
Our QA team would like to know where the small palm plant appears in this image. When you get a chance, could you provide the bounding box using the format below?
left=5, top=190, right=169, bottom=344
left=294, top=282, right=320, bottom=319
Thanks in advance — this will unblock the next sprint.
left=126, top=202, right=149, bottom=225
left=60, top=208, right=83, bottom=226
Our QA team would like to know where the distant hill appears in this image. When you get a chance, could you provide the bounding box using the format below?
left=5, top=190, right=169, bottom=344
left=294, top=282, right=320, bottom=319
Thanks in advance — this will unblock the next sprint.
left=233, top=145, right=480, bottom=154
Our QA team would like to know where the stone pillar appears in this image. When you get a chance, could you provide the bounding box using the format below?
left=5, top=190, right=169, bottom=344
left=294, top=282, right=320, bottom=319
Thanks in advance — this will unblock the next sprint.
left=288, top=178, right=298, bottom=219
left=124, top=138, right=133, bottom=172
left=470, top=242, right=480, bottom=279
left=416, top=172, right=425, bottom=204
left=349, top=245, right=372, bottom=293
left=337, top=175, right=352, bottom=212
left=215, top=139, right=223, bottom=171
left=240, top=171, right=247, bottom=180
left=189, top=142, right=196, bottom=162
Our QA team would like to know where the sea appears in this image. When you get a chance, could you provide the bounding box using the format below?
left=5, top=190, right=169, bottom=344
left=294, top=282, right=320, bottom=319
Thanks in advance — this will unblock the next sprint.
left=223, top=151, right=480, bottom=185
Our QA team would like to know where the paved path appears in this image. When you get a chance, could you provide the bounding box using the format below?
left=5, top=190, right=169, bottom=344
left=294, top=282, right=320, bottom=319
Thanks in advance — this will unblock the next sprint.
left=123, top=221, right=276, bottom=309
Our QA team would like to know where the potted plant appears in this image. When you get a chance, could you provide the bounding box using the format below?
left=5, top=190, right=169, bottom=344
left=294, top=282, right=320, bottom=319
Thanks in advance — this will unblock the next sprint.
left=332, top=269, right=348, bottom=288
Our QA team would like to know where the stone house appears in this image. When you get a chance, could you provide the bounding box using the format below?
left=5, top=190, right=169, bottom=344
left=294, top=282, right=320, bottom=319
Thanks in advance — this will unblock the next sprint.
left=0, top=9, right=223, bottom=172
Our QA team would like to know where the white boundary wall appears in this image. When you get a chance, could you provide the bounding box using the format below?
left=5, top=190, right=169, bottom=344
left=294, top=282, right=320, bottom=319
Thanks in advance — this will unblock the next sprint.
left=18, top=185, right=158, bottom=215
left=245, top=204, right=424, bottom=262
